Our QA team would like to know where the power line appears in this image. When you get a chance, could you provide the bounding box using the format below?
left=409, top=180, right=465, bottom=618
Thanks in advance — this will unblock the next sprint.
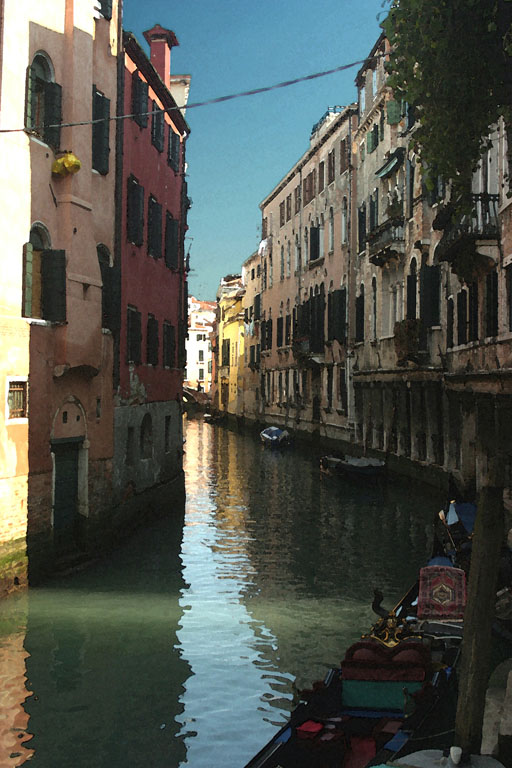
left=0, top=53, right=383, bottom=135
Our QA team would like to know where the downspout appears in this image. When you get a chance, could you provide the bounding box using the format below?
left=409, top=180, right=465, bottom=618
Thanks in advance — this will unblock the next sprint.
left=113, top=0, right=124, bottom=391
left=346, top=109, right=356, bottom=427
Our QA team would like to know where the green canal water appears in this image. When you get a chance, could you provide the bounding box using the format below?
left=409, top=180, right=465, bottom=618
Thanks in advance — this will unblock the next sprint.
left=0, top=417, right=443, bottom=767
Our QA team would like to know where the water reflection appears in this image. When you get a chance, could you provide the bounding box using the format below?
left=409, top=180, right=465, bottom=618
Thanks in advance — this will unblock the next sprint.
left=0, top=417, right=442, bottom=768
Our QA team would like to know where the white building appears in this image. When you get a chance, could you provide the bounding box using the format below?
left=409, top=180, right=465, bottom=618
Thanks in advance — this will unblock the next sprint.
left=185, top=296, right=216, bottom=392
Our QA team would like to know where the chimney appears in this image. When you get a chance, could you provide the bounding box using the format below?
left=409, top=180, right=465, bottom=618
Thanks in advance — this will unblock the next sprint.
left=143, top=25, right=179, bottom=90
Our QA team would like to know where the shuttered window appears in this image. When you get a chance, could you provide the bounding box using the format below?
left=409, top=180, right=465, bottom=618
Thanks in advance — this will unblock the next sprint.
left=41, top=249, right=66, bottom=322
left=358, top=204, right=366, bottom=252
left=447, top=298, right=454, bottom=348
left=310, top=226, right=320, bottom=261
left=127, top=306, right=142, bottom=364
left=468, top=282, right=479, bottom=341
left=132, top=72, right=148, bottom=128
left=285, top=314, right=291, bottom=345
left=386, top=100, right=401, bottom=124
left=151, top=101, right=165, bottom=152
left=99, top=0, right=112, bottom=19
left=146, top=314, right=159, bottom=366
left=168, top=128, right=180, bottom=171
left=92, top=86, right=110, bottom=175
left=26, top=55, right=62, bottom=149
left=355, top=289, right=365, bottom=342
left=406, top=272, right=417, bottom=320
left=486, top=269, right=498, bottom=337
left=457, top=290, right=468, bottom=345
left=276, top=317, right=284, bottom=348
left=163, top=322, right=176, bottom=368
left=164, top=212, right=179, bottom=269
left=127, top=176, right=144, bottom=245
left=147, top=196, right=162, bottom=258
left=419, top=264, right=440, bottom=327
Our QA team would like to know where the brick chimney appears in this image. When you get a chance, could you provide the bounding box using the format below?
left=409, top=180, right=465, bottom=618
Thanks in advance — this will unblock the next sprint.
left=143, top=25, right=179, bottom=90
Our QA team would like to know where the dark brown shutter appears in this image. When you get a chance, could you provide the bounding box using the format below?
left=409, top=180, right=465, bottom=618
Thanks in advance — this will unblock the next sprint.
left=92, top=87, right=110, bottom=175
left=132, top=73, right=148, bottom=128
left=148, top=197, right=162, bottom=258
left=127, top=177, right=144, bottom=245
left=44, top=81, right=62, bottom=149
left=165, top=212, right=179, bottom=268
left=41, top=249, right=66, bottom=322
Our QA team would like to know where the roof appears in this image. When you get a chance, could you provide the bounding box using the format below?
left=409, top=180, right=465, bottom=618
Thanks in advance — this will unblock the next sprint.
left=123, top=31, right=190, bottom=136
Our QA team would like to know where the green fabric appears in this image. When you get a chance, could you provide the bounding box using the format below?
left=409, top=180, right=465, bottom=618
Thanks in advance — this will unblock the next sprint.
left=341, top=679, right=423, bottom=711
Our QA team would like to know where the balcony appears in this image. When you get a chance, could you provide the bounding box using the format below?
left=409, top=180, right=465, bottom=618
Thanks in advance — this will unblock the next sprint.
left=434, top=193, right=499, bottom=282
left=368, top=216, right=405, bottom=267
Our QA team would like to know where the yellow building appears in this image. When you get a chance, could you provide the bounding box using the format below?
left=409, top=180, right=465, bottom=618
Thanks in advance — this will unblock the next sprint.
left=216, top=275, right=245, bottom=416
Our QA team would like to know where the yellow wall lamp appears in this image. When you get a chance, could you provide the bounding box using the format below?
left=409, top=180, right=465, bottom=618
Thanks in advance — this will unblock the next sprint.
left=52, top=150, right=81, bottom=177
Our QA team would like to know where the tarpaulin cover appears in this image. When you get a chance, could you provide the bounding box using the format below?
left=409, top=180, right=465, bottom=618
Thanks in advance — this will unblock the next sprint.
left=417, top=565, right=466, bottom=620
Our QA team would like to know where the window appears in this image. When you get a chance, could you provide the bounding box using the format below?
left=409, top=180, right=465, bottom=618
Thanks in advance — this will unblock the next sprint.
left=222, top=339, right=230, bottom=367
left=406, top=260, right=417, bottom=319
left=286, top=194, right=292, bottom=221
left=131, top=71, right=149, bottom=128
left=168, top=128, right=180, bottom=171
left=355, top=285, right=365, bottom=342
left=7, top=380, right=28, bottom=419
left=369, top=190, right=379, bottom=231
left=328, top=208, right=334, bottom=252
left=359, top=81, right=366, bottom=114
left=146, top=314, right=159, bottom=365
left=294, top=185, right=301, bottom=214
left=341, top=198, right=348, bottom=244
left=447, top=297, right=454, bottom=348
left=97, top=245, right=114, bottom=330
left=23, top=225, right=66, bottom=322
left=277, top=316, right=284, bottom=347
left=457, top=290, right=468, bottom=345
left=140, top=413, right=152, bottom=459
left=26, top=53, right=62, bottom=148
left=92, top=86, right=110, bottom=174
left=279, top=201, right=285, bottom=227
left=147, top=196, right=162, bottom=258
left=468, top=282, right=479, bottom=341
left=151, top=101, right=165, bottom=152
left=358, top=203, right=366, bottom=252
left=163, top=322, right=176, bottom=367
left=318, top=162, right=325, bottom=191
left=165, top=212, right=179, bottom=269
left=310, top=226, right=320, bottom=261
left=486, top=269, right=498, bottom=337
left=339, top=138, right=348, bottom=174
left=372, top=277, right=377, bottom=339
left=98, top=0, right=112, bottom=19
left=287, top=242, right=291, bottom=277
left=127, top=176, right=144, bottom=245
left=507, top=265, right=512, bottom=331
left=328, top=149, right=335, bottom=184
left=127, top=306, right=142, bottom=364
left=198, top=349, right=204, bottom=362
left=280, top=246, right=285, bottom=280
left=262, top=217, right=268, bottom=239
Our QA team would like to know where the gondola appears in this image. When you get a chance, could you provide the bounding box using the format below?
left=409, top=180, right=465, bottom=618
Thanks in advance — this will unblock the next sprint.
left=244, top=559, right=465, bottom=768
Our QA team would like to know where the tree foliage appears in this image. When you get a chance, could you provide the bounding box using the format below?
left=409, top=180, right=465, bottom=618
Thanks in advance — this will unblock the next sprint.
left=382, top=0, right=512, bottom=199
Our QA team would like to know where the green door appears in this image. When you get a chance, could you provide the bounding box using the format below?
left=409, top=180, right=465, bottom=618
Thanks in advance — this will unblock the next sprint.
left=52, top=441, right=80, bottom=553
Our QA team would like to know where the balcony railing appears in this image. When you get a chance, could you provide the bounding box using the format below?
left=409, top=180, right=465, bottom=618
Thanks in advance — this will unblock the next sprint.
left=367, top=216, right=405, bottom=266
left=435, top=193, right=499, bottom=263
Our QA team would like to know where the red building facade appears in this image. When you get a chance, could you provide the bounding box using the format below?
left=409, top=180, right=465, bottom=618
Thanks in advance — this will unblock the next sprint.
left=112, top=26, right=190, bottom=514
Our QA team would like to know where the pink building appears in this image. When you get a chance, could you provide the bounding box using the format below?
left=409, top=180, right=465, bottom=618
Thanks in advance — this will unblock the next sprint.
left=112, top=26, right=191, bottom=513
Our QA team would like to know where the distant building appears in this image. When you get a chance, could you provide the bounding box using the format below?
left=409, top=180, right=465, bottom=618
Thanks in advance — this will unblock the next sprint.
left=216, top=275, right=245, bottom=415
left=241, top=253, right=262, bottom=418
left=185, top=297, right=216, bottom=393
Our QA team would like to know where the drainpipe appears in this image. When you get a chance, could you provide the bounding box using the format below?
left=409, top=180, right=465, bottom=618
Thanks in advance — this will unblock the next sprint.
left=346, top=109, right=356, bottom=427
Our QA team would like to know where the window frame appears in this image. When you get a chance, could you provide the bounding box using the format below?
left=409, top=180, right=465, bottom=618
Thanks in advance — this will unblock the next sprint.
left=6, top=378, right=28, bottom=422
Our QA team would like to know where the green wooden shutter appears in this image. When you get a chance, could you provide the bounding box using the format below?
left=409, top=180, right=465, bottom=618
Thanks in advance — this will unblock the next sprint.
left=165, top=212, right=179, bottom=268
left=127, top=177, right=144, bottom=245
left=386, top=100, right=401, bottom=125
left=41, top=249, right=66, bottom=322
left=132, top=73, right=148, bottom=128
left=92, top=87, right=110, bottom=175
left=148, top=197, right=162, bottom=258
left=99, top=0, right=112, bottom=19
left=420, top=265, right=440, bottom=327
left=44, top=81, right=62, bottom=149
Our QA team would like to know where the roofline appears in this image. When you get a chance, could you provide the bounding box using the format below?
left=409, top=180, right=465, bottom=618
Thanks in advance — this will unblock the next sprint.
left=123, top=31, right=190, bottom=136
left=355, top=31, right=387, bottom=85
left=259, top=104, right=357, bottom=210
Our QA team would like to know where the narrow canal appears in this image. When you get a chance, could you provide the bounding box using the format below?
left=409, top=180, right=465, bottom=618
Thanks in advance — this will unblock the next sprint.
left=0, top=417, right=443, bottom=767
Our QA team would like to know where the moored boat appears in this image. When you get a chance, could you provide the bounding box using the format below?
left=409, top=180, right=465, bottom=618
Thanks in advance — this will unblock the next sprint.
left=320, top=454, right=386, bottom=477
left=260, top=426, right=290, bottom=448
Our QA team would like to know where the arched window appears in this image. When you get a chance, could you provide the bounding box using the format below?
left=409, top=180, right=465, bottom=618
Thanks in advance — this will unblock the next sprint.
left=372, top=276, right=377, bottom=339
left=286, top=241, right=291, bottom=277
left=304, top=227, right=309, bottom=264
left=407, top=258, right=417, bottom=319
left=280, top=245, right=285, bottom=280
left=97, top=245, right=114, bottom=331
left=26, top=52, right=62, bottom=148
left=295, top=235, right=300, bottom=272
left=328, top=207, right=334, bottom=252
left=341, top=198, right=348, bottom=244
left=355, top=284, right=365, bottom=342
left=23, top=224, right=65, bottom=322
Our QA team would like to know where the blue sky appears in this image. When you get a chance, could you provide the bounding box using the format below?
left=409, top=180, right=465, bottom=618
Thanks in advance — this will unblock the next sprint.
left=123, top=0, right=387, bottom=300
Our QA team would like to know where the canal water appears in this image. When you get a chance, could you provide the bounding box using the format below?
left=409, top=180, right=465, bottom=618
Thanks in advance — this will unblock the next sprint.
left=0, top=417, right=443, bottom=768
